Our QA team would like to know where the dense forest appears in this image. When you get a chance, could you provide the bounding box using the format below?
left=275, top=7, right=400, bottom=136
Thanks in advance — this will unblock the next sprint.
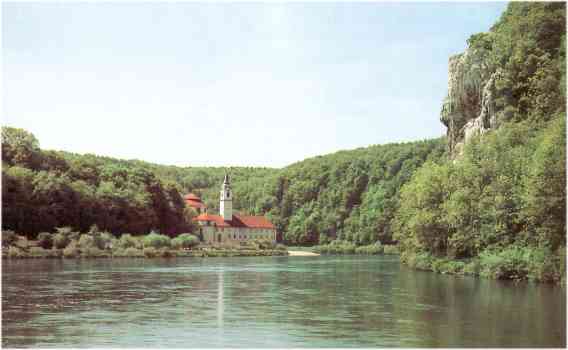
left=1, top=128, right=278, bottom=236
left=1, top=125, right=444, bottom=244
left=2, top=3, right=565, bottom=282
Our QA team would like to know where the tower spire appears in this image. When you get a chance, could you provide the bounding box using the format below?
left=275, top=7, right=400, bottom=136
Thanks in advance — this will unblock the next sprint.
left=220, top=170, right=232, bottom=221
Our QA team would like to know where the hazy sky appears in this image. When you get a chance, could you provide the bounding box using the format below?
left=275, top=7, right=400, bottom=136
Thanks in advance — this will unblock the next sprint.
left=2, top=2, right=507, bottom=168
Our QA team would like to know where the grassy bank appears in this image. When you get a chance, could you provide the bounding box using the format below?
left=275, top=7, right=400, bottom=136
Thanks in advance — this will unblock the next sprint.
left=2, top=229, right=288, bottom=259
left=401, top=247, right=566, bottom=284
left=312, top=241, right=399, bottom=255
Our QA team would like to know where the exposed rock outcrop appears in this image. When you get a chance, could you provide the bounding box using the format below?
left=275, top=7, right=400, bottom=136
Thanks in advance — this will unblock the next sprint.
left=440, top=43, right=499, bottom=158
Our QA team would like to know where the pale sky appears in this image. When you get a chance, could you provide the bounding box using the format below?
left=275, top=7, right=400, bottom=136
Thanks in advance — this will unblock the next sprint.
left=2, top=2, right=507, bottom=168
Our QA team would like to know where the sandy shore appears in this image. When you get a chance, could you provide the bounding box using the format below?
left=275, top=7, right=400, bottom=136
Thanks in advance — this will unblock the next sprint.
left=287, top=250, right=320, bottom=256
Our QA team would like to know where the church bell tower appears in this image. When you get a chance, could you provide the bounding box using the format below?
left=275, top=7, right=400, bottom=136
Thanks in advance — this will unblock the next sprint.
left=220, top=173, right=233, bottom=221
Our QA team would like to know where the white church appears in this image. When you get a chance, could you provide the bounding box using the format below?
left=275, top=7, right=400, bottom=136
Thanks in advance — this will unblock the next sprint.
left=188, top=174, right=277, bottom=244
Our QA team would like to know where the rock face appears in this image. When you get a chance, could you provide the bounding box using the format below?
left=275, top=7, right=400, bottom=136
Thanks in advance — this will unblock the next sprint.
left=440, top=45, right=499, bottom=158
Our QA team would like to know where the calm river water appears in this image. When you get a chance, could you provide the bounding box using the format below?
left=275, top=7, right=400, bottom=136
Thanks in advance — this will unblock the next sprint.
left=2, top=255, right=566, bottom=348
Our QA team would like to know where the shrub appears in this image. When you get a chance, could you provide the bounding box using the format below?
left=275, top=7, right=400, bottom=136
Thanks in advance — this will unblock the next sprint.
left=81, top=247, right=105, bottom=258
left=14, top=236, right=30, bottom=250
left=2, top=230, right=19, bottom=247
left=7, top=246, right=23, bottom=258
left=479, top=246, right=531, bottom=280
left=172, top=233, right=199, bottom=249
left=37, top=232, right=53, bottom=249
left=117, top=234, right=138, bottom=249
left=464, top=259, right=481, bottom=275
left=94, top=232, right=114, bottom=250
left=275, top=243, right=288, bottom=251
left=63, top=241, right=79, bottom=258
left=383, top=245, right=399, bottom=255
left=78, top=234, right=96, bottom=250
left=159, top=249, right=173, bottom=258
left=171, top=237, right=182, bottom=250
left=55, top=227, right=80, bottom=241
left=525, top=247, right=560, bottom=283
left=112, top=248, right=126, bottom=257
left=355, top=243, right=383, bottom=255
left=255, top=238, right=276, bottom=250
left=29, top=247, right=49, bottom=257
left=143, top=232, right=171, bottom=249
left=143, top=247, right=158, bottom=258
left=405, top=252, right=433, bottom=270
left=124, top=247, right=144, bottom=257
left=53, top=233, right=70, bottom=249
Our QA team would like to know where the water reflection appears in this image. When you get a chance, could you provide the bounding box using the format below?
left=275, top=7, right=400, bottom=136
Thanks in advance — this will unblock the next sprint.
left=2, top=256, right=565, bottom=348
left=218, top=268, right=223, bottom=329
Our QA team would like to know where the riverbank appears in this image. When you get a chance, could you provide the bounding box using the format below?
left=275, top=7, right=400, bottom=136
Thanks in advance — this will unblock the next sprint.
left=304, top=241, right=565, bottom=284
left=2, top=230, right=288, bottom=259
left=2, top=246, right=289, bottom=259
left=288, top=250, right=320, bottom=256
left=401, top=250, right=566, bottom=285
left=312, top=241, right=399, bottom=255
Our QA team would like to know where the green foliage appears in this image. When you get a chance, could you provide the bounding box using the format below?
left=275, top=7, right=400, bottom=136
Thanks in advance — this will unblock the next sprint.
left=355, top=242, right=384, bottom=255
left=382, top=245, right=399, bottom=255
left=314, top=240, right=357, bottom=254
left=280, top=138, right=447, bottom=245
left=117, top=234, right=138, bottom=249
left=2, top=128, right=197, bottom=236
left=522, top=117, right=566, bottom=251
left=171, top=233, right=199, bottom=249
left=143, top=232, right=171, bottom=249
left=1, top=127, right=42, bottom=170
left=478, top=246, right=562, bottom=282
left=395, top=118, right=566, bottom=282
left=489, top=3, right=566, bottom=122
left=37, top=232, right=53, bottom=249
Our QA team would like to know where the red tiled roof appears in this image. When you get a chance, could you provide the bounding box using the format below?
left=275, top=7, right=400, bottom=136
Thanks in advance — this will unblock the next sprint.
left=194, top=213, right=231, bottom=227
left=184, top=193, right=207, bottom=209
left=233, top=214, right=275, bottom=229
left=184, top=193, right=201, bottom=201
left=194, top=213, right=275, bottom=229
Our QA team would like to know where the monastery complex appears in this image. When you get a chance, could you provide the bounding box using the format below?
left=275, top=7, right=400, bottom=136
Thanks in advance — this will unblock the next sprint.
left=185, top=174, right=277, bottom=244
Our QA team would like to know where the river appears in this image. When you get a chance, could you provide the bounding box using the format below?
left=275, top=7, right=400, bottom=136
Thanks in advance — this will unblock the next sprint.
left=2, top=255, right=565, bottom=347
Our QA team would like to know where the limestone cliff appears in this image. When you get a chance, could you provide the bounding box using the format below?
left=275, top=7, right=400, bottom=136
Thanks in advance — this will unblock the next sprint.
left=440, top=38, right=500, bottom=157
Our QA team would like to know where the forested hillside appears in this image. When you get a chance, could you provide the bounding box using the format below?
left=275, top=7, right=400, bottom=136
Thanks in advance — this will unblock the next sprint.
left=1, top=127, right=277, bottom=236
left=1, top=125, right=445, bottom=245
